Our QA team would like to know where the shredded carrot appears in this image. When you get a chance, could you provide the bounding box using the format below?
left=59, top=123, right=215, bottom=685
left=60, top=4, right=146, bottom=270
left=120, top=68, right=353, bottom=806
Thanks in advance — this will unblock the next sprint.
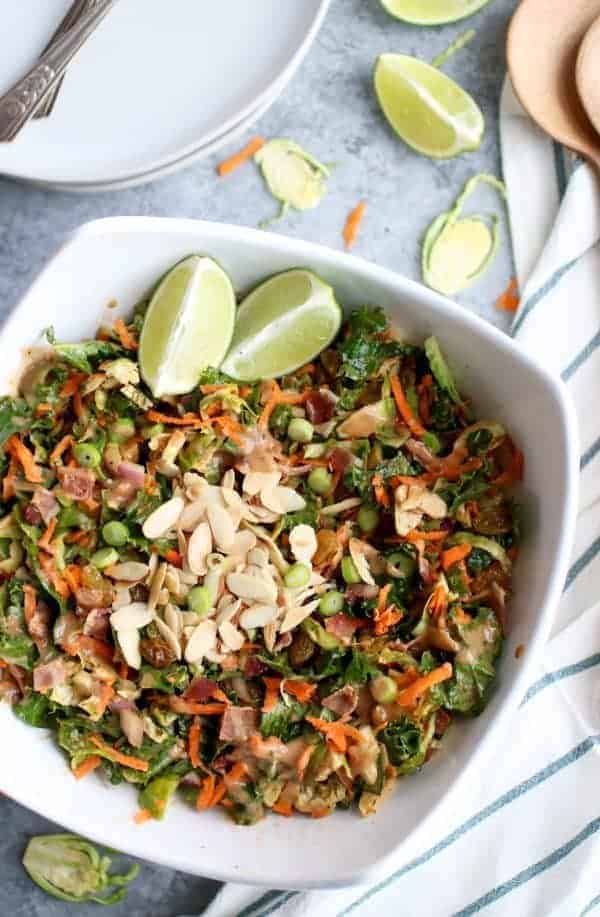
left=257, top=383, right=309, bottom=430
left=63, top=564, right=82, bottom=594
left=60, top=374, right=86, bottom=398
left=38, top=553, right=70, bottom=598
left=262, top=676, right=282, bottom=713
left=113, top=317, right=138, bottom=350
left=188, top=716, right=202, bottom=769
left=453, top=606, right=473, bottom=625
left=283, top=679, right=317, bottom=704
left=66, top=634, right=115, bottom=664
left=118, top=661, right=129, bottom=680
left=6, top=435, right=43, bottom=483
left=38, top=518, right=57, bottom=554
left=441, top=543, right=472, bottom=570
left=164, top=548, right=182, bottom=567
left=211, top=414, right=244, bottom=445
left=311, top=807, right=332, bottom=819
left=374, top=606, right=403, bottom=636
left=224, top=762, right=248, bottom=786
left=404, top=530, right=448, bottom=543
left=96, top=683, right=115, bottom=716
left=22, top=584, right=37, bottom=627
left=390, top=375, right=426, bottom=438
left=495, top=277, right=520, bottom=312
left=210, top=779, right=228, bottom=807
left=146, top=410, right=203, bottom=428
left=377, top=584, right=392, bottom=616
left=372, top=473, right=390, bottom=507
left=210, top=687, right=230, bottom=704
left=72, top=390, right=85, bottom=420
left=397, top=662, right=453, bottom=708
left=217, top=136, right=265, bottom=177
left=390, top=474, right=433, bottom=488
left=73, top=755, right=102, bottom=780
left=389, top=669, right=419, bottom=688
left=343, top=200, right=367, bottom=249
left=35, top=403, right=52, bottom=416
left=196, top=775, right=216, bottom=810
left=134, top=808, right=153, bottom=824
left=296, top=743, right=314, bottom=778
left=49, top=434, right=73, bottom=463
left=90, top=735, right=149, bottom=772
left=493, top=448, right=524, bottom=487
left=306, top=716, right=364, bottom=754
left=272, top=799, right=294, bottom=817
left=169, top=698, right=227, bottom=715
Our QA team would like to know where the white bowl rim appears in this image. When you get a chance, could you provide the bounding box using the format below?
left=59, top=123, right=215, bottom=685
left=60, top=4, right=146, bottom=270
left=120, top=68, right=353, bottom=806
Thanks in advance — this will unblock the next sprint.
left=0, top=216, right=580, bottom=889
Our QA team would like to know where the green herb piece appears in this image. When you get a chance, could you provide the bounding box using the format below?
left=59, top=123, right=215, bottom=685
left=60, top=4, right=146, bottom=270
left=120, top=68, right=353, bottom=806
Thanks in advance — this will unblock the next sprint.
left=139, top=773, right=180, bottom=820
left=45, top=328, right=124, bottom=374
left=14, top=693, right=52, bottom=728
left=260, top=699, right=306, bottom=742
left=424, top=337, right=462, bottom=405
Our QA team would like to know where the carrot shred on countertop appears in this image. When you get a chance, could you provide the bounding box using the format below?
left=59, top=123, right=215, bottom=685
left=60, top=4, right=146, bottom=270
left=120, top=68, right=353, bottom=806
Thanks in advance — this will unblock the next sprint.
left=196, top=775, right=216, bottom=810
left=113, top=317, right=138, bottom=350
left=90, top=736, right=149, bottom=772
left=217, top=136, right=265, bottom=177
left=441, top=543, right=472, bottom=570
left=6, top=435, right=43, bottom=483
left=495, top=277, right=520, bottom=312
left=73, top=755, right=102, bottom=780
left=397, top=662, right=453, bottom=708
left=390, top=375, right=426, bottom=438
left=262, top=676, right=282, bottom=713
left=343, top=200, right=367, bottom=249
left=188, top=716, right=202, bottom=769
left=49, top=434, right=73, bottom=463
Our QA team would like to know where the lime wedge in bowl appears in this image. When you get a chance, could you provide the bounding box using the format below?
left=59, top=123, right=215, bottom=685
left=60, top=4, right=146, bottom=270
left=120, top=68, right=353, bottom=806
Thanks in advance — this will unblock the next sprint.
left=374, top=53, right=484, bottom=159
left=139, top=255, right=236, bottom=397
left=221, top=269, right=342, bottom=381
left=380, top=0, right=491, bottom=25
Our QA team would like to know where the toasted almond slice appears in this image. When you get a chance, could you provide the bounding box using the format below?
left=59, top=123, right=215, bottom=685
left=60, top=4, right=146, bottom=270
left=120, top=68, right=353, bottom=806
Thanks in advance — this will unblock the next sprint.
left=157, top=588, right=170, bottom=605
left=181, top=610, right=202, bottom=627
left=279, top=598, right=321, bottom=634
left=112, top=586, right=132, bottom=610
left=178, top=499, right=207, bottom=532
left=105, top=561, right=149, bottom=582
left=221, top=469, right=235, bottom=489
left=216, top=597, right=242, bottom=626
left=207, top=503, right=236, bottom=552
left=247, top=547, right=269, bottom=568
left=110, top=602, right=154, bottom=632
left=263, top=620, right=279, bottom=653
left=187, top=521, right=213, bottom=575
left=243, top=470, right=281, bottom=496
left=218, top=620, right=245, bottom=652
left=261, top=485, right=306, bottom=515
left=321, top=497, right=362, bottom=516
left=241, top=504, right=281, bottom=524
left=349, top=538, right=375, bottom=586
left=239, top=603, right=278, bottom=630
left=117, top=629, right=142, bottom=670
left=184, top=619, right=217, bottom=664
left=289, top=524, right=318, bottom=563
left=164, top=603, right=183, bottom=640
left=226, top=571, right=278, bottom=604
left=230, top=529, right=257, bottom=561
left=154, top=616, right=182, bottom=660
left=142, top=496, right=184, bottom=539
left=148, top=562, right=167, bottom=612
left=419, top=489, right=448, bottom=518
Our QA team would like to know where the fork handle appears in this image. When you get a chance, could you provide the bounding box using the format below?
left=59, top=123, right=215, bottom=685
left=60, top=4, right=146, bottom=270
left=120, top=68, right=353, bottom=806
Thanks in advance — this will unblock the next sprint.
left=0, top=0, right=118, bottom=142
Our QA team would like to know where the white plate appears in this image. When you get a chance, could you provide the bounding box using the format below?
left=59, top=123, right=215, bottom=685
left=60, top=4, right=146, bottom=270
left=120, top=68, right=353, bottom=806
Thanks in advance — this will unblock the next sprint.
left=0, top=218, right=578, bottom=888
left=0, top=0, right=329, bottom=186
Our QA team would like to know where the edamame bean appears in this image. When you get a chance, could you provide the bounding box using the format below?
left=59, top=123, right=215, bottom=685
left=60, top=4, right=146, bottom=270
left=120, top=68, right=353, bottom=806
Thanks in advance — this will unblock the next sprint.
left=102, top=521, right=129, bottom=547
left=308, top=467, right=333, bottom=495
left=358, top=505, right=379, bottom=534
left=341, top=556, right=361, bottom=584
left=73, top=443, right=101, bottom=469
left=369, top=675, right=398, bottom=704
left=319, top=590, right=345, bottom=617
left=287, top=418, right=314, bottom=444
left=90, top=547, right=119, bottom=570
left=187, top=586, right=212, bottom=617
left=284, top=563, right=311, bottom=589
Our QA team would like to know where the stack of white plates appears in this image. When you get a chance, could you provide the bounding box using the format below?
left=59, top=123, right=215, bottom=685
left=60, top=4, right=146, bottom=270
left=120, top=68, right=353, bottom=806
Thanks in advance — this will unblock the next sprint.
left=0, top=0, right=330, bottom=191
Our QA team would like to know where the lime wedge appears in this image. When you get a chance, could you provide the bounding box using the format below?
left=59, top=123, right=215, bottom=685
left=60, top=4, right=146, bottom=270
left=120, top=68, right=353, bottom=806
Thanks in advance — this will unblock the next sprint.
left=374, top=53, right=484, bottom=159
left=139, top=255, right=236, bottom=397
left=220, top=269, right=342, bottom=381
left=380, top=0, right=490, bottom=24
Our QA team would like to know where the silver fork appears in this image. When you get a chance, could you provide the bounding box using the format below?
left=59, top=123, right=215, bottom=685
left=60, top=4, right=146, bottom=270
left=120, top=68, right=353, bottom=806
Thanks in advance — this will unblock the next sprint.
left=0, top=0, right=119, bottom=142
left=35, top=0, right=101, bottom=119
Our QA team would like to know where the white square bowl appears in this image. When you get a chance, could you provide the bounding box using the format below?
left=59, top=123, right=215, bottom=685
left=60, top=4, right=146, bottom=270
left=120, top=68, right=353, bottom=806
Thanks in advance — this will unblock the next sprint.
left=0, top=217, right=578, bottom=889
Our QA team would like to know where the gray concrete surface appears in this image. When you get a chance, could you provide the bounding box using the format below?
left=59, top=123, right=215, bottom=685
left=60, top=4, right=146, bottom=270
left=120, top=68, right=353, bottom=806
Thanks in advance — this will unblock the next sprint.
left=0, top=0, right=517, bottom=914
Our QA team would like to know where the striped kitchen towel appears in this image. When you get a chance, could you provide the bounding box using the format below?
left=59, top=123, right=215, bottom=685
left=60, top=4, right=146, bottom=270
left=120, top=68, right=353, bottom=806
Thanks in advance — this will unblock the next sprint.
left=197, top=82, right=600, bottom=917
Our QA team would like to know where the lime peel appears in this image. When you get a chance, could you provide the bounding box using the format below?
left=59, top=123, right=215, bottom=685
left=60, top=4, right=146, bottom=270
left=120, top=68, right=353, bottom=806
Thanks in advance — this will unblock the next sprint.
left=380, top=0, right=491, bottom=25
left=254, top=139, right=329, bottom=219
left=431, top=29, right=476, bottom=69
left=422, top=173, right=506, bottom=297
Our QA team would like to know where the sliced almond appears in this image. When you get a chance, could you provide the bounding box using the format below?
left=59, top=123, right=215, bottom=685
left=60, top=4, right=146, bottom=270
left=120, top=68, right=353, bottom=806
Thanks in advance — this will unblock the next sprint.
left=230, top=529, right=257, bottom=561
left=419, top=490, right=447, bottom=518
left=187, top=521, right=213, bottom=576
left=218, top=620, right=245, bottom=652
left=117, top=629, right=141, bottom=670
left=321, top=497, right=362, bottom=517
left=148, top=562, right=167, bottom=612
left=241, top=504, right=281, bottom=524
left=289, top=524, right=318, bottom=563
left=154, top=616, right=182, bottom=660
left=216, top=597, right=242, bottom=626
left=178, top=499, right=207, bottom=532
left=105, top=561, right=149, bottom=582
left=110, top=602, right=153, bottom=632
left=261, top=485, right=306, bottom=515
left=279, top=598, right=321, bottom=634
left=239, top=604, right=278, bottom=630
left=164, top=603, right=183, bottom=640
left=184, top=619, right=217, bottom=664
left=112, top=586, right=132, bottom=609
left=247, top=547, right=269, bottom=568
left=349, top=538, right=375, bottom=586
left=263, top=620, right=278, bottom=653
left=207, top=503, right=236, bottom=552
left=142, top=496, right=184, bottom=539
left=243, top=471, right=281, bottom=496
left=221, top=469, right=235, bottom=490
left=226, top=571, right=278, bottom=604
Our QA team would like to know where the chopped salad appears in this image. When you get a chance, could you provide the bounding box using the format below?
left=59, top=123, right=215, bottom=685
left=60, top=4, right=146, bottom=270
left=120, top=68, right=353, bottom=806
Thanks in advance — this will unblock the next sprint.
left=0, top=287, right=523, bottom=825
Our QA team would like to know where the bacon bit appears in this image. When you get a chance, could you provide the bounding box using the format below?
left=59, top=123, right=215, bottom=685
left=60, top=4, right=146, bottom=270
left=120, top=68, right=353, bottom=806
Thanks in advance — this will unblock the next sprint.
left=397, top=662, right=453, bottom=708
left=6, top=435, right=43, bottom=483
left=493, top=448, right=524, bottom=487
left=217, top=136, right=265, bottom=177
left=495, top=277, right=520, bottom=312
left=73, top=755, right=102, bottom=780
left=38, top=518, right=57, bottom=555
left=196, top=775, right=216, bottom=810
left=22, top=584, right=37, bottom=627
left=146, top=409, right=203, bottom=428
left=60, top=374, right=86, bottom=398
left=35, top=403, right=52, bottom=416
left=49, top=434, right=74, bottom=464
left=272, top=799, right=294, bottom=817
left=188, top=716, right=202, bottom=769
left=298, top=363, right=316, bottom=375
left=113, top=317, right=138, bottom=351
left=169, top=698, right=227, bottom=715
left=90, top=735, right=149, bottom=772
left=210, top=779, right=228, bottom=807
left=262, top=676, right=282, bottom=713
left=224, top=762, right=248, bottom=786
left=390, top=474, right=433, bottom=488
left=390, top=375, right=426, bottom=438
left=163, top=549, right=182, bottom=568
left=343, top=200, right=367, bottom=249
left=283, top=680, right=317, bottom=704
left=372, top=474, right=390, bottom=507
left=305, top=716, right=364, bottom=754
left=134, top=808, right=153, bottom=824
left=441, top=543, right=472, bottom=570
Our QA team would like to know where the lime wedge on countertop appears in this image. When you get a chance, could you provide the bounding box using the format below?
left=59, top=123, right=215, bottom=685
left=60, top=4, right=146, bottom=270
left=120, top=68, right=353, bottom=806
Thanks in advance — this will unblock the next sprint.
left=374, top=53, right=484, bottom=159
left=380, top=0, right=491, bottom=25
left=139, top=255, right=236, bottom=397
left=220, top=269, right=342, bottom=381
